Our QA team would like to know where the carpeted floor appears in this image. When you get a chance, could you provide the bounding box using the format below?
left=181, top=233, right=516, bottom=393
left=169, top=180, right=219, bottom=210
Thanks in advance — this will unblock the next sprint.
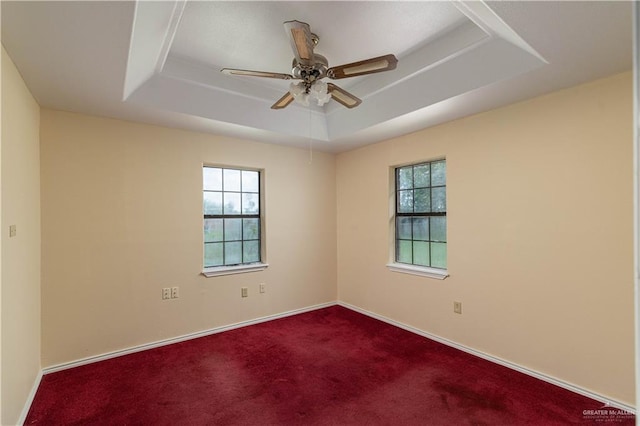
left=26, top=306, right=634, bottom=425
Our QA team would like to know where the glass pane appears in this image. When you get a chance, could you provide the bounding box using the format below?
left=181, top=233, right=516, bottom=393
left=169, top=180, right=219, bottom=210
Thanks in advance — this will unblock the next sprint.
left=413, top=217, right=429, bottom=241
left=431, top=242, right=447, bottom=269
left=224, top=219, right=242, bottom=241
left=204, top=243, right=223, bottom=267
left=203, top=167, right=222, bottom=191
left=431, top=216, right=446, bottom=242
left=223, top=169, right=241, bottom=191
left=242, top=193, right=259, bottom=214
left=397, top=217, right=412, bottom=240
left=397, top=240, right=412, bottom=264
left=414, top=188, right=430, bottom=213
left=223, top=192, right=241, bottom=214
left=204, top=219, right=223, bottom=243
left=398, top=190, right=413, bottom=213
left=203, top=192, right=222, bottom=215
left=243, top=218, right=259, bottom=240
left=413, top=241, right=430, bottom=266
left=242, top=170, right=259, bottom=193
left=414, top=164, right=430, bottom=188
left=432, top=187, right=446, bottom=212
left=398, top=167, right=413, bottom=190
left=243, top=240, right=260, bottom=263
left=224, top=241, right=242, bottom=265
left=431, top=161, right=446, bottom=186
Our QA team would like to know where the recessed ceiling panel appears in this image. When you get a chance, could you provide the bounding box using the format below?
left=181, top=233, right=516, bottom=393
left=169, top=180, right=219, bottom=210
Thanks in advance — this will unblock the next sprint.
left=1, top=1, right=631, bottom=153
left=126, top=0, right=550, bottom=146
left=169, top=2, right=467, bottom=75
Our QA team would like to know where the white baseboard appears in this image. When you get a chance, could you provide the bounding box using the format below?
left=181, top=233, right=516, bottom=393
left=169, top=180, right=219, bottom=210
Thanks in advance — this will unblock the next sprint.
left=43, top=301, right=337, bottom=374
left=17, top=369, right=43, bottom=426
left=37, top=300, right=635, bottom=417
left=338, top=301, right=636, bottom=414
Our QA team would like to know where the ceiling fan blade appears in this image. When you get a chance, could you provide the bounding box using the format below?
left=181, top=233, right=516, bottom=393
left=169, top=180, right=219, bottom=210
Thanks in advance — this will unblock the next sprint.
left=271, top=92, right=294, bottom=110
left=221, top=68, right=293, bottom=80
left=327, top=54, right=398, bottom=79
left=283, top=20, right=315, bottom=65
left=327, top=83, right=361, bottom=109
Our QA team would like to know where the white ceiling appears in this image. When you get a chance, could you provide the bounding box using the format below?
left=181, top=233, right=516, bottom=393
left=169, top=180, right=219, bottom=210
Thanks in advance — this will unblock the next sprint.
left=1, top=1, right=632, bottom=153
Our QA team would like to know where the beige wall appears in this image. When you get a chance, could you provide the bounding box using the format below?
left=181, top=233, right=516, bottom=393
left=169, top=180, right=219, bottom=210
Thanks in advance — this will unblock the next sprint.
left=336, top=72, right=634, bottom=405
left=40, top=110, right=337, bottom=367
left=1, top=47, right=42, bottom=425
left=8, top=55, right=634, bottom=414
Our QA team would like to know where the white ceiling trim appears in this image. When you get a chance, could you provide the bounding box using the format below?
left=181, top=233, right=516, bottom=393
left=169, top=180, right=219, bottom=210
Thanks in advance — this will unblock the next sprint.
left=122, top=1, right=179, bottom=101
left=156, top=0, right=188, bottom=74
left=456, top=0, right=546, bottom=63
left=122, top=0, right=546, bottom=147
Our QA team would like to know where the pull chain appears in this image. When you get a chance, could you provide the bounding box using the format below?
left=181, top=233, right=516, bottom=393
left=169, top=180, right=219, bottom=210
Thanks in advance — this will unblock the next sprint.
left=308, top=106, right=313, bottom=164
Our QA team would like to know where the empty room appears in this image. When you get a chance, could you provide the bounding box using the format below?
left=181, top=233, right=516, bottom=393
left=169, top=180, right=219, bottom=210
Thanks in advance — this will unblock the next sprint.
left=1, top=1, right=637, bottom=425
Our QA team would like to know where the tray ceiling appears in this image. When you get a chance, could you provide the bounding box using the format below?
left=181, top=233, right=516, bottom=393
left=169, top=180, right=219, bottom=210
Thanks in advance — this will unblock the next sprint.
left=1, top=1, right=632, bottom=153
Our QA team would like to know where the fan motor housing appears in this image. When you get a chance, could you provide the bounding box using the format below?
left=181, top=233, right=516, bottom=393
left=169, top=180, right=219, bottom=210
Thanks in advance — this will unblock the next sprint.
left=292, top=54, right=328, bottom=83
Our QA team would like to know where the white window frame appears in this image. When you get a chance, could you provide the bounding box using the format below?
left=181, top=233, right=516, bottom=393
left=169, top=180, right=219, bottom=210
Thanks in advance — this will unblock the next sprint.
left=387, top=159, right=449, bottom=280
left=202, top=165, right=268, bottom=278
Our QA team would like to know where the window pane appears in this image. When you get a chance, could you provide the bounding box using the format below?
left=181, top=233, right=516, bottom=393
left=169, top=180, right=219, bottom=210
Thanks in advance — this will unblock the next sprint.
left=242, top=170, right=259, bottom=193
left=204, top=219, right=223, bottom=242
left=204, top=243, right=223, bottom=267
left=431, top=161, right=446, bottom=186
left=224, top=241, right=242, bottom=265
left=242, top=193, right=259, bottom=214
left=223, top=169, right=241, bottom=191
left=203, top=167, right=222, bottom=191
left=413, top=241, right=430, bottom=266
left=414, top=188, right=430, bottom=213
left=204, top=166, right=263, bottom=269
left=431, top=217, right=446, bottom=242
left=413, top=217, right=429, bottom=241
left=394, top=160, right=446, bottom=269
left=243, top=218, right=259, bottom=240
left=431, top=243, right=447, bottom=269
left=397, top=217, right=412, bottom=240
left=243, top=240, right=260, bottom=263
left=224, top=219, right=242, bottom=241
left=398, top=167, right=413, bottom=190
left=431, top=187, right=446, bottom=212
left=398, top=190, right=413, bottom=213
left=223, top=192, right=241, bottom=214
left=397, top=240, right=412, bottom=263
left=414, top=164, right=430, bottom=188
left=203, top=192, right=222, bottom=215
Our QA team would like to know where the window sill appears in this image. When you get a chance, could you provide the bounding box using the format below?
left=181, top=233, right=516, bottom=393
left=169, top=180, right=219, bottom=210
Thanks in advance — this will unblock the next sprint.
left=386, top=263, right=449, bottom=280
left=202, top=263, right=269, bottom=278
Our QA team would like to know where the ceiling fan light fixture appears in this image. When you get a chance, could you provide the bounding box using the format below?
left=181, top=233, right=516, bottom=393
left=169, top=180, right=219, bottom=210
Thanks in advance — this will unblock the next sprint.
left=289, top=81, right=330, bottom=107
left=310, top=80, right=331, bottom=106
left=289, top=81, right=310, bottom=106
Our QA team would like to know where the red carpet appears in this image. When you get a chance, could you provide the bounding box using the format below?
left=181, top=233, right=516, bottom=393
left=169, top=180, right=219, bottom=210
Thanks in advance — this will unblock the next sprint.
left=26, top=306, right=634, bottom=425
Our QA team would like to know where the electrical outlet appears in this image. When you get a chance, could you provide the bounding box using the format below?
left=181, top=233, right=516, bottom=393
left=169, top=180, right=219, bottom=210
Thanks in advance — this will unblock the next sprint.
left=162, top=288, right=171, bottom=300
left=453, top=301, right=462, bottom=314
left=171, top=287, right=179, bottom=299
left=9, top=225, right=16, bottom=238
left=241, top=287, right=248, bottom=298
left=259, top=283, right=265, bottom=293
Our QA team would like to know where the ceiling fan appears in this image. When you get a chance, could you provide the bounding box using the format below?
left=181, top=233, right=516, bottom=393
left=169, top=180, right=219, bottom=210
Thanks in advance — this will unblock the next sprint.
left=221, top=20, right=398, bottom=110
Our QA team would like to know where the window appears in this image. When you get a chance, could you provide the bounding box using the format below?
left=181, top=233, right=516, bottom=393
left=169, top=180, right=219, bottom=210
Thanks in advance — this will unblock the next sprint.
left=202, top=166, right=266, bottom=276
left=389, top=159, right=448, bottom=279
